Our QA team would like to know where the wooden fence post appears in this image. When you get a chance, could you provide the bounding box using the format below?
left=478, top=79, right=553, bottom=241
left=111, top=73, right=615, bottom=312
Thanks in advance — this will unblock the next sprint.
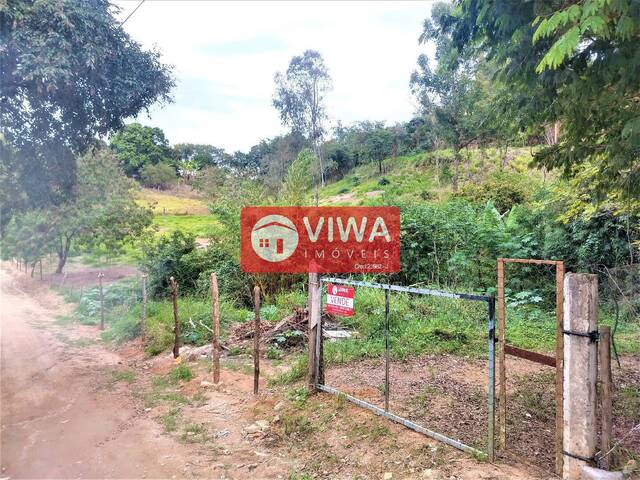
left=308, top=272, right=321, bottom=392
left=211, top=273, right=220, bottom=384
left=253, top=285, right=260, bottom=395
left=563, top=273, right=598, bottom=480
left=170, top=276, right=180, bottom=359
left=141, top=275, right=147, bottom=345
left=98, top=272, right=105, bottom=331
left=598, top=325, right=613, bottom=470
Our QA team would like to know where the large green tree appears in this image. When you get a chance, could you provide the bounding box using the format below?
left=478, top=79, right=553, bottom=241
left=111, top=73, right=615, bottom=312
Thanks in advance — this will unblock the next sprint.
left=172, top=143, right=230, bottom=178
left=273, top=50, right=332, bottom=187
left=109, top=123, right=174, bottom=177
left=444, top=0, right=640, bottom=203
left=410, top=3, right=486, bottom=191
left=0, top=0, right=174, bottom=207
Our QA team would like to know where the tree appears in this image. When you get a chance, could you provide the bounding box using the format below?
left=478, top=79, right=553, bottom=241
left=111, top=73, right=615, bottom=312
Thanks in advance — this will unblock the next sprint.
left=279, top=149, right=315, bottom=206
left=364, top=127, right=396, bottom=175
left=140, top=163, right=177, bottom=190
left=172, top=143, right=230, bottom=178
left=445, top=0, right=640, bottom=203
left=273, top=50, right=332, bottom=187
left=49, top=148, right=152, bottom=273
left=109, top=123, right=174, bottom=177
left=0, top=0, right=174, bottom=205
left=1, top=210, right=56, bottom=275
left=410, top=2, right=486, bottom=191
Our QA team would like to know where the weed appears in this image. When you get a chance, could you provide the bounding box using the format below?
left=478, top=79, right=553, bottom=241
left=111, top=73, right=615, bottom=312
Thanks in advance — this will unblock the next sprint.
left=616, top=385, right=640, bottom=420
left=159, top=407, right=180, bottom=432
left=287, top=470, right=313, bottom=480
left=266, top=346, right=283, bottom=360
left=169, top=364, right=193, bottom=382
left=287, top=386, right=309, bottom=407
left=111, top=370, right=136, bottom=384
left=226, top=345, right=245, bottom=356
left=269, top=354, right=308, bottom=386
left=281, top=413, right=315, bottom=437
left=180, top=423, right=210, bottom=443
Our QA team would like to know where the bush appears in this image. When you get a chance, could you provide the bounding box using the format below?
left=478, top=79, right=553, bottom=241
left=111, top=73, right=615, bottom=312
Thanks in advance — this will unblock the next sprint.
left=169, top=364, right=193, bottom=382
left=456, top=170, right=533, bottom=213
left=140, top=231, right=248, bottom=303
left=140, top=162, right=177, bottom=189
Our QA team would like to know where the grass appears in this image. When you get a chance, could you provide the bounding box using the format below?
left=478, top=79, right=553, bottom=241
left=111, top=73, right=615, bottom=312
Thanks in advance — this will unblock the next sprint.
left=152, top=214, right=223, bottom=238
left=269, top=353, right=308, bottom=386
left=160, top=407, right=181, bottom=432
left=135, top=187, right=209, bottom=215
left=319, top=148, right=537, bottom=207
left=169, top=364, right=193, bottom=382
left=111, top=370, right=137, bottom=384
left=180, top=423, right=211, bottom=443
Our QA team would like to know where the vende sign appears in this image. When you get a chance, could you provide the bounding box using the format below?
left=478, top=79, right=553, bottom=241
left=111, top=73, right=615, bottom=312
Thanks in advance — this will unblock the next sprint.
left=326, top=284, right=355, bottom=316
left=240, top=206, right=400, bottom=273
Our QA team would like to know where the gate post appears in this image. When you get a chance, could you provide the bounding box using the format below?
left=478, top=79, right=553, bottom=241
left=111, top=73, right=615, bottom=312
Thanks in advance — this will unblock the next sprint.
left=563, top=273, right=598, bottom=480
left=308, top=272, right=321, bottom=391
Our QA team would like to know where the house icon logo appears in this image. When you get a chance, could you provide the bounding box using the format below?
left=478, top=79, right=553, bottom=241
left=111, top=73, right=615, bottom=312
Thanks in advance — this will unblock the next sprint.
left=250, top=214, right=299, bottom=262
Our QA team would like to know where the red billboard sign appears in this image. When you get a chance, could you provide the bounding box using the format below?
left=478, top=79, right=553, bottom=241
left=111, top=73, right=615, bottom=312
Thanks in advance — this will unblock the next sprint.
left=325, top=284, right=355, bottom=316
left=240, top=206, right=400, bottom=273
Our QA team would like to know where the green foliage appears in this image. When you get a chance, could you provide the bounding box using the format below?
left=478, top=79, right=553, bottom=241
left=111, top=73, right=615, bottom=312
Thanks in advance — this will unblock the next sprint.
left=110, top=124, right=174, bottom=178
left=169, top=364, right=193, bottom=382
left=266, top=346, right=284, bottom=360
left=8, top=148, right=154, bottom=273
left=280, top=149, right=315, bottom=205
left=0, top=0, right=173, bottom=206
left=1, top=209, right=56, bottom=269
left=448, top=0, right=640, bottom=203
left=456, top=170, right=535, bottom=213
left=172, top=143, right=228, bottom=178
left=269, top=354, right=308, bottom=386
left=140, top=162, right=178, bottom=190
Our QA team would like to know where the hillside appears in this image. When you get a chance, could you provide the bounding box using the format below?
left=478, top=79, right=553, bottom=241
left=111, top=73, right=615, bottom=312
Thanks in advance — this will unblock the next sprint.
left=319, top=147, right=543, bottom=207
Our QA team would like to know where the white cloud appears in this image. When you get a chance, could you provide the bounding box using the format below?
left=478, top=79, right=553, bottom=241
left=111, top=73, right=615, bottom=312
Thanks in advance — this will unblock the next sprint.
left=115, top=0, right=434, bottom=151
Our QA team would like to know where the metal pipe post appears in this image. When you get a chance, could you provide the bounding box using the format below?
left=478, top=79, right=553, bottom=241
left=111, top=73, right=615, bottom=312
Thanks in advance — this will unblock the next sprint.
left=384, top=287, right=390, bottom=412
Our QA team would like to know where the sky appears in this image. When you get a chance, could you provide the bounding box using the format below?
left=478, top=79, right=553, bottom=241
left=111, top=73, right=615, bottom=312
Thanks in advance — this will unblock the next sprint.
left=114, top=1, right=435, bottom=152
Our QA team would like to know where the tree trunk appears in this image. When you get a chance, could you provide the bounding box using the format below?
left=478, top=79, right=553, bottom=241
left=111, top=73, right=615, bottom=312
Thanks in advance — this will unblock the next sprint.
left=452, top=146, right=460, bottom=192
left=500, top=145, right=509, bottom=169
left=56, top=236, right=71, bottom=274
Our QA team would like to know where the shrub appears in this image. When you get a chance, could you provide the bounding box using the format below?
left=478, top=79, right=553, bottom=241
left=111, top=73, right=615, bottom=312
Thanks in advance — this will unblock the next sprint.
left=456, top=170, right=533, bottom=214
left=140, top=231, right=248, bottom=303
left=140, top=162, right=177, bottom=189
left=169, top=364, right=193, bottom=382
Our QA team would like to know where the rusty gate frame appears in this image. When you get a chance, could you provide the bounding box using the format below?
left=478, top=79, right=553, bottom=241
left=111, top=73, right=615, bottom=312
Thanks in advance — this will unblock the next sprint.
left=496, top=258, right=564, bottom=475
left=315, top=276, right=496, bottom=461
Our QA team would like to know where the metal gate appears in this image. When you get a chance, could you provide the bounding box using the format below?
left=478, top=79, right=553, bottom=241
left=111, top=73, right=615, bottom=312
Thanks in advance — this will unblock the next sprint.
left=314, top=277, right=497, bottom=460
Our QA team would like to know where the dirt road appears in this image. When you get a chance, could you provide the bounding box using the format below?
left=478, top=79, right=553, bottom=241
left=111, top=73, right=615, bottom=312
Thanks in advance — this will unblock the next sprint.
left=1, top=265, right=553, bottom=480
left=0, top=267, right=201, bottom=479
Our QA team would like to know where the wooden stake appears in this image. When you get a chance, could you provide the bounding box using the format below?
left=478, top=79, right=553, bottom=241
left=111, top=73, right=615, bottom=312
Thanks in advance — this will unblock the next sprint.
left=598, top=325, right=613, bottom=470
left=170, top=276, right=180, bottom=359
left=141, top=275, right=147, bottom=345
left=253, top=285, right=260, bottom=395
left=555, top=261, right=565, bottom=475
left=496, top=258, right=506, bottom=451
left=98, top=272, right=105, bottom=331
left=211, top=273, right=220, bottom=384
left=308, top=272, right=321, bottom=392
